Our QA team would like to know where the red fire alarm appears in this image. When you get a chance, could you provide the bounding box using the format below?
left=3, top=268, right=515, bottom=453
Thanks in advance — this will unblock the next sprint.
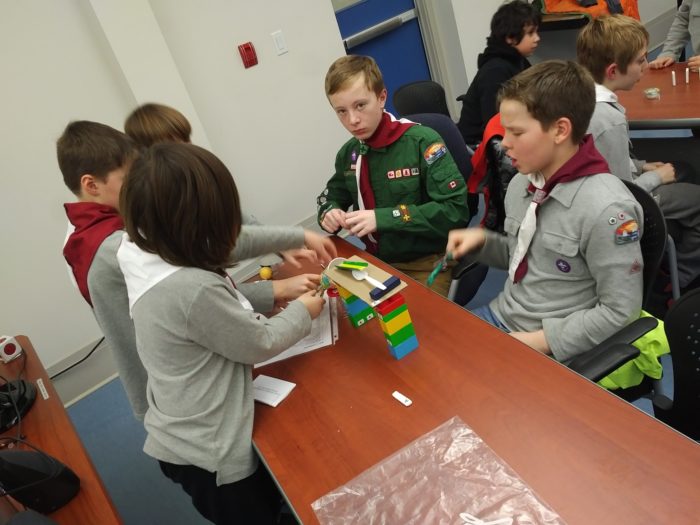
left=238, top=42, right=258, bottom=69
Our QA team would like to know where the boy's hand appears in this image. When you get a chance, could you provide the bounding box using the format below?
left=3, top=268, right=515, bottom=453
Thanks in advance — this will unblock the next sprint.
left=272, top=274, right=320, bottom=303
left=345, top=210, right=377, bottom=237
left=446, top=228, right=486, bottom=259
left=321, top=209, right=348, bottom=234
left=654, top=163, right=676, bottom=184
left=642, top=161, right=664, bottom=171
left=302, top=231, right=337, bottom=266
left=296, top=289, right=326, bottom=319
left=280, top=248, right=316, bottom=268
left=648, top=56, right=675, bottom=69
left=689, top=55, right=700, bottom=71
left=510, top=330, right=551, bottom=355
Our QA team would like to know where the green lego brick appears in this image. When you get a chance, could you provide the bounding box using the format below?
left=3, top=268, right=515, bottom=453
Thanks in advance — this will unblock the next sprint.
left=384, top=322, right=416, bottom=347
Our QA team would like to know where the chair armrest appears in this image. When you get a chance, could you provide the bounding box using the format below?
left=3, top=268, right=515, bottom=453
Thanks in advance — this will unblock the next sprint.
left=567, top=316, right=658, bottom=382
left=448, top=255, right=488, bottom=306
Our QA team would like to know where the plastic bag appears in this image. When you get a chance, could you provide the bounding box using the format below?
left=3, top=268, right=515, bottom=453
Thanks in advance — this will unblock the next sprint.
left=312, top=416, right=566, bottom=525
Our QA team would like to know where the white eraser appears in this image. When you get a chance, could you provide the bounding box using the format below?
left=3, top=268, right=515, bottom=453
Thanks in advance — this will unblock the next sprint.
left=392, top=390, right=412, bottom=406
left=672, top=70, right=676, bottom=86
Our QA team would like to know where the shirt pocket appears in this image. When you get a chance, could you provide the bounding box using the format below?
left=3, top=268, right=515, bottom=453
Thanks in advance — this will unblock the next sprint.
left=387, top=175, right=421, bottom=203
left=540, top=230, right=586, bottom=278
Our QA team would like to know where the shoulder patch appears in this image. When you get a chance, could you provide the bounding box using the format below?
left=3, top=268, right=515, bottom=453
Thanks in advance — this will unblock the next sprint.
left=424, top=142, right=447, bottom=165
left=615, top=219, right=640, bottom=244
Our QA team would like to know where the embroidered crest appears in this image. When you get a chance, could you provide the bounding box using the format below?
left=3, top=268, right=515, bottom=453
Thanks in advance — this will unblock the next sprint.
left=448, top=180, right=457, bottom=190
left=615, top=220, right=640, bottom=244
left=351, top=150, right=357, bottom=162
left=403, top=168, right=411, bottom=177
left=608, top=216, right=617, bottom=225
left=395, top=168, right=403, bottom=178
left=617, top=212, right=626, bottom=220
left=387, top=170, right=395, bottom=179
left=411, top=167, right=420, bottom=176
left=399, top=204, right=411, bottom=222
left=424, top=142, right=447, bottom=165
left=392, top=209, right=401, bottom=218
left=555, top=259, right=571, bottom=273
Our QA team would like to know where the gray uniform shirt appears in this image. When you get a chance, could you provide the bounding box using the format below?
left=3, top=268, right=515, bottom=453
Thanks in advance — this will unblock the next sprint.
left=659, top=0, right=700, bottom=60
left=588, top=85, right=662, bottom=193
left=87, top=225, right=306, bottom=421
left=477, top=173, right=643, bottom=361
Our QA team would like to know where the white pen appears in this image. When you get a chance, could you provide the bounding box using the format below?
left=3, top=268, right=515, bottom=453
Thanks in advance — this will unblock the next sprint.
left=671, top=70, right=676, bottom=86
left=686, top=67, right=690, bottom=84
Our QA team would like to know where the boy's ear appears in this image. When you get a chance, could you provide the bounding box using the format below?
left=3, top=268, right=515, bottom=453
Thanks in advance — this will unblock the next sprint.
left=605, top=62, right=618, bottom=80
left=552, top=117, right=573, bottom=145
left=378, top=88, right=387, bottom=110
left=80, top=174, right=101, bottom=197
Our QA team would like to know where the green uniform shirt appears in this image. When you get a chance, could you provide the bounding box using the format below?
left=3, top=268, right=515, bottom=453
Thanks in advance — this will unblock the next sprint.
left=317, top=124, right=469, bottom=262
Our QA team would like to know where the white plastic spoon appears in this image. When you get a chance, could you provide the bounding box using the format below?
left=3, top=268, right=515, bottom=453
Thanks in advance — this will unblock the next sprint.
left=351, top=269, right=386, bottom=290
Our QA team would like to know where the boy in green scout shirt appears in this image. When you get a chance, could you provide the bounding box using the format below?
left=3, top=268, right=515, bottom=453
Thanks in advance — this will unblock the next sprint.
left=317, top=55, right=470, bottom=297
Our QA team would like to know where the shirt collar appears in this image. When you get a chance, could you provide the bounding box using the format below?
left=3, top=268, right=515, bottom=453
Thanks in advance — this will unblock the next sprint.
left=595, top=83, right=618, bottom=103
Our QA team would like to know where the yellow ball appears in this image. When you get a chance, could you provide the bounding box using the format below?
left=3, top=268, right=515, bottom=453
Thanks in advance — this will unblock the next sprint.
left=259, top=266, right=273, bottom=280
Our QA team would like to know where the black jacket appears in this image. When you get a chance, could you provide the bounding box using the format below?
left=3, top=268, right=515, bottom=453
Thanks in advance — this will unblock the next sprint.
left=456, top=40, right=530, bottom=145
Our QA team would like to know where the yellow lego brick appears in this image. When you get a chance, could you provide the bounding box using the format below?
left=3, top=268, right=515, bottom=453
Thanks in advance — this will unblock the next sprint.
left=378, top=309, right=412, bottom=335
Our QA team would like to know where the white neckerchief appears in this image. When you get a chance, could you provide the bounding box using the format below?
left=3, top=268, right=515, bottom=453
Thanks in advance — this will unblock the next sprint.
left=595, top=83, right=635, bottom=171
left=508, top=171, right=546, bottom=282
left=117, top=232, right=180, bottom=314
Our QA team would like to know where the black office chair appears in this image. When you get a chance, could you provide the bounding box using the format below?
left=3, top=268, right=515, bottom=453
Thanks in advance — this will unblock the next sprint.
left=405, top=113, right=485, bottom=305
left=569, top=179, right=670, bottom=385
left=393, top=81, right=451, bottom=118
left=653, top=287, right=700, bottom=440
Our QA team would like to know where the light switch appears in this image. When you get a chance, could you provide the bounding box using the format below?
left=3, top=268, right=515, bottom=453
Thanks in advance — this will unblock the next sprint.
left=271, top=30, right=288, bottom=55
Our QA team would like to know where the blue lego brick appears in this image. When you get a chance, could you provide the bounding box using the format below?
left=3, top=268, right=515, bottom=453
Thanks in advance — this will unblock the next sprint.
left=389, top=334, right=418, bottom=360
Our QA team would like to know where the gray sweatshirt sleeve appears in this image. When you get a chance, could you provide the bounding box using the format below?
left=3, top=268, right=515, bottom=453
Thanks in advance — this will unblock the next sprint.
left=542, top=200, right=643, bottom=361
left=592, top=117, right=662, bottom=193
left=659, top=0, right=692, bottom=60
left=187, top=280, right=312, bottom=365
left=476, top=230, right=512, bottom=270
left=237, top=280, right=274, bottom=313
left=232, top=225, right=305, bottom=261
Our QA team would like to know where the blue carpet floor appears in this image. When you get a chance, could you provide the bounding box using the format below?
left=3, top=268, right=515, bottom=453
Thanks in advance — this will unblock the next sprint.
left=67, top=379, right=208, bottom=525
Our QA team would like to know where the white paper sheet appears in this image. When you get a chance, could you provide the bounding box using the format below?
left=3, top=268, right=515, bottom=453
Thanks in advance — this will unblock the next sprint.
left=254, top=295, right=335, bottom=368
left=253, top=375, right=296, bottom=407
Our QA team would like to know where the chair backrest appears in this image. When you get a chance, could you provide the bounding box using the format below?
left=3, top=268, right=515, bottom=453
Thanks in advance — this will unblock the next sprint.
left=393, top=81, right=450, bottom=118
left=657, top=287, right=700, bottom=440
left=405, top=113, right=472, bottom=183
left=621, top=180, right=667, bottom=309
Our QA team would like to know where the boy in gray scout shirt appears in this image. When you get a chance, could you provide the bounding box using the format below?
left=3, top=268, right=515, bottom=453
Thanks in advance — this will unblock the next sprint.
left=446, top=61, right=643, bottom=362
left=579, top=15, right=700, bottom=290
left=649, top=0, right=700, bottom=71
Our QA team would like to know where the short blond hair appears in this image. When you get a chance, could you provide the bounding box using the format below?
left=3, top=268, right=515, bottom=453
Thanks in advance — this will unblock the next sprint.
left=577, top=15, right=649, bottom=84
left=324, top=55, right=384, bottom=97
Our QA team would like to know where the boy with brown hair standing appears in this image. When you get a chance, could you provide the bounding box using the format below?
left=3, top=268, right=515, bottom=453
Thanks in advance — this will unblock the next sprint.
left=317, top=55, right=469, bottom=296
left=58, top=121, right=335, bottom=421
left=578, top=15, right=700, bottom=290
left=447, top=60, right=643, bottom=361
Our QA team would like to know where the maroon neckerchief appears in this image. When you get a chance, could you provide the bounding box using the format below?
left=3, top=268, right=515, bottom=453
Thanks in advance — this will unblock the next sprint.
left=63, top=202, right=124, bottom=306
left=357, top=112, right=414, bottom=253
left=513, top=135, right=610, bottom=283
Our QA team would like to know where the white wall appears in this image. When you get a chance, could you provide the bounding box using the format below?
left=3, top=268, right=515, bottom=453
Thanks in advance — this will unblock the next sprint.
left=0, top=1, right=136, bottom=369
left=0, top=0, right=347, bottom=370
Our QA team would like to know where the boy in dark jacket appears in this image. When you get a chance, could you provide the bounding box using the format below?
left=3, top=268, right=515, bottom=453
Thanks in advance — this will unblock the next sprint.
left=457, top=0, right=541, bottom=146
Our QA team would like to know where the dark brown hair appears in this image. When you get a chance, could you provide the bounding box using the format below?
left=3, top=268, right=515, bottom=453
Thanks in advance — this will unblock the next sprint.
left=489, top=0, right=541, bottom=46
left=498, top=60, right=595, bottom=144
left=577, top=15, right=649, bottom=83
left=325, top=55, right=385, bottom=97
left=120, top=143, right=242, bottom=271
left=57, top=121, right=138, bottom=195
left=124, top=103, right=192, bottom=148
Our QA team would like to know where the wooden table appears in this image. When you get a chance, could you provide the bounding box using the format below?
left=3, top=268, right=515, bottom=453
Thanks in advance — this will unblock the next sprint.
left=0, top=336, right=121, bottom=524
left=617, top=62, right=700, bottom=129
left=253, top=238, right=700, bottom=524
